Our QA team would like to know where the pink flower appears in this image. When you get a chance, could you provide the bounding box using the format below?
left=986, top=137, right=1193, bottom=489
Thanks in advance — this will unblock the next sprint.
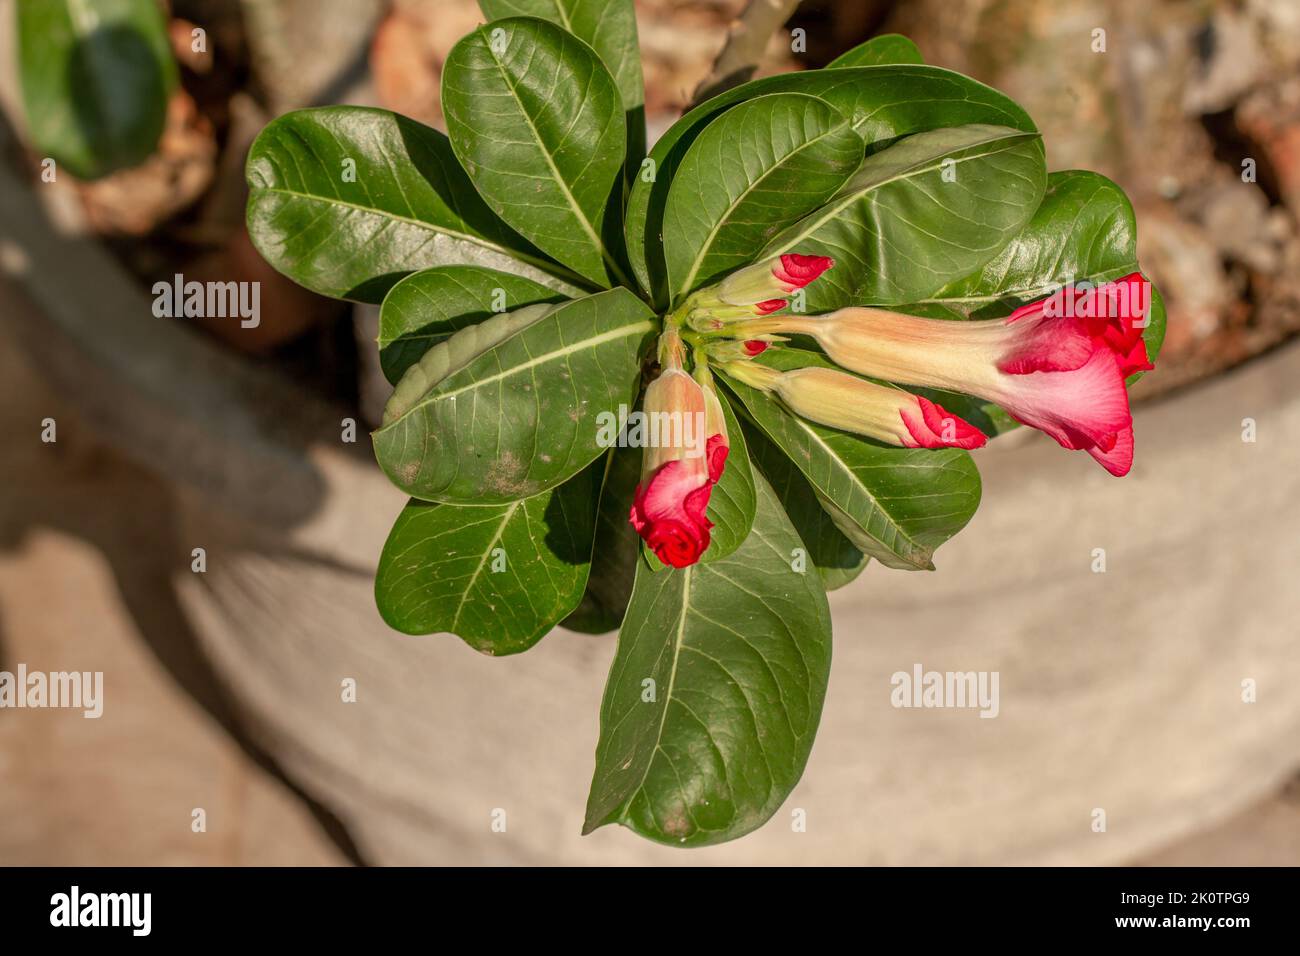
left=628, top=369, right=730, bottom=568
left=1003, top=275, right=1154, bottom=379
left=743, top=274, right=1152, bottom=476
left=718, top=361, right=987, bottom=450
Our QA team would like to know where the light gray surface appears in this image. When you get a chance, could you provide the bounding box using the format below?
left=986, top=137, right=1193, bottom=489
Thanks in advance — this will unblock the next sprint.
left=172, top=343, right=1300, bottom=864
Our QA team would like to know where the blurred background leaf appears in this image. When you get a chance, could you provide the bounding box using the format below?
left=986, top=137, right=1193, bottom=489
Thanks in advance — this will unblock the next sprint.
left=17, top=0, right=177, bottom=180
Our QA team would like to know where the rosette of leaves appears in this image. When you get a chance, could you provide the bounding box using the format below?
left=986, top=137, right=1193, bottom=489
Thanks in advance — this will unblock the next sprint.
left=245, top=6, right=1164, bottom=848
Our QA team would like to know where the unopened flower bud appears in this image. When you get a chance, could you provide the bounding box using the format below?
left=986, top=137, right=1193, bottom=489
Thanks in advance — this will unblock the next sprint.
left=719, top=361, right=986, bottom=450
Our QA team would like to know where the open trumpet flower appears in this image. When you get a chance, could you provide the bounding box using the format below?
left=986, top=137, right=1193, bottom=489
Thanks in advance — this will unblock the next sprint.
left=741, top=274, right=1152, bottom=475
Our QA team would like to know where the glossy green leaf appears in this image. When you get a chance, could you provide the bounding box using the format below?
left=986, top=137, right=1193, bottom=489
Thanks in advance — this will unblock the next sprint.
left=721, top=350, right=981, bottom=571
left=383, top=302, right=564, bottom=424
left=375, top=467, right=595, bottom=654
left=17, top=0, right=177, bottom=180
left=892, top=170, right=1168, bottom=434
left=826, top=34, right=924, bottom=68
left=378, top=266, right=568, bottom=384
left=583, top=471, right=832, bottom=846
left=562, top=447, right=640, bottom=634
left=442, top=17, right=628, bottom=287
left=760, top=124, right=1047, bottom=312
left=375, top=288, right=655, bottom=503
left=662, top=93, right=865, bottom=303
left=626, top=65, right=1040, bottom=307
left=742, top=420, right=867, bottom=590
left=246, top=107, right=586, bottom=302
left=700, top=387, right=755, bottom=563
left=478, top=0, right=646, bottom=176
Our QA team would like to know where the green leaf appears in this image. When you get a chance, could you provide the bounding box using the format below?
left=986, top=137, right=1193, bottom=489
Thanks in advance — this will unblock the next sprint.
left=761, top=124, right=1048, bottom=312
left=375, top=288, right=655, bottom=503
left=562, top=447, right=640, bottom=634
left=442, top=17, right=628, bottom=287
left=384, top=302, right=564, bottom=428
left=889, top=170, right=1168, bottom=434
left=700, top=387, right=755, bottom=563
left=477, top=0, right=646, bottom=176
left=826, top=34, right=924, bottom=68
left=742, top=420, right=867, bottom=590
left=375, top=468, right=595, bottom=655
left=721, top=350, right=981, bottom=571
left=662, top=93, right=865, bottom=304
left=903, top=171, right=1152, bottom=319
left=246, top=106, right=587, bottom=303
left=626, top=65, right=1040, bottom=307
left=17, top=0, right=177, bottom=180
left=583, top=471, right=832, bottom=847
left=378, top=266, right=568, bottom=384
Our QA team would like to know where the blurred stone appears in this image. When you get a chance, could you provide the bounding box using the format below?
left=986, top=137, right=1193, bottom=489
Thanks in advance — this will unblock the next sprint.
left=1251, top=0, right=1300, bottom=72
left=241, top=0, right=384, bottom=114
left=370, top=0, right=484, bottom=129
left=76, top=90, right=217, bottom=237
left=0, top=328, right=347, bottom=866
left=169, top=18, right=215, bottom=76
left=1195, top=178, right=1284, bottom=274
left=1182, top=7, right=1265, bottom=115
left=1139, top=209, right=1234, bottom=346
left=1238, top=76, right=1300, bottom=216
left=639, top=0, right=800, bottom=121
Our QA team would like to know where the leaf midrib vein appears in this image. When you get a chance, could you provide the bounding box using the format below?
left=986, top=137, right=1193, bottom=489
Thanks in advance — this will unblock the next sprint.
left=764, top=134, right=1036, bottom=257
left=378, top=318, right=653, bottom=427
left=481, top=27, right=628, bottom=286
left=252, top=184, right=583, bottom=287
left=675, top=119, right=853, bottom=299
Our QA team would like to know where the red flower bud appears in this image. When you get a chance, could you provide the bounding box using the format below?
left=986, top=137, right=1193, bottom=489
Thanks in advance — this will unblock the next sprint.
left=772, top=254, right=834, bottom=291
left=697, top=254, right=836, bottom=318
left=628, top=370, right=730, bottom=568
left=720, top=362, right=987, bottom=450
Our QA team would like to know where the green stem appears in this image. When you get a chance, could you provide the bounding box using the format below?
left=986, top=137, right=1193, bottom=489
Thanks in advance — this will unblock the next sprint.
left=657, top=326, right=687, bottom=369
left=715, top=359, right=780, bottom=390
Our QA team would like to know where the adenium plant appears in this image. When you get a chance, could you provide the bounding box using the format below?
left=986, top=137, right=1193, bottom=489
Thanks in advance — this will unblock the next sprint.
left=245, top=2, right=1164, bottom=847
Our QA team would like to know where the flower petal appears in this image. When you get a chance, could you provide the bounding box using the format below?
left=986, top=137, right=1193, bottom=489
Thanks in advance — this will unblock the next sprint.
left=1086, top=424, right=1134, bottom=477
left=900, top=397, right=988, bottom=449
left=1001, top=349, right=1132, bottom=451
left=773, top=254, right=834, bottom=290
